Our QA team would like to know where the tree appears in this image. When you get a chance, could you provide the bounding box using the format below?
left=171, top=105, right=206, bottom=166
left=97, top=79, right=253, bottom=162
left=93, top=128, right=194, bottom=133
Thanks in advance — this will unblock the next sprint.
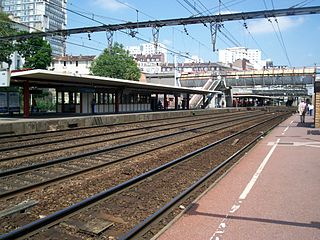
left=0, top=12, right=17, bottom=66
left=90, top=42, right=141, bottom=81
left=16, top=36, right=52, bottom=69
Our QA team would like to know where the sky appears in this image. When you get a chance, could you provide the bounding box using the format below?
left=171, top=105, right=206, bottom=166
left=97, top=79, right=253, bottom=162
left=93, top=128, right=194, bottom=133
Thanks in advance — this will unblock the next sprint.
left=65, top=0, right=320, bottom=68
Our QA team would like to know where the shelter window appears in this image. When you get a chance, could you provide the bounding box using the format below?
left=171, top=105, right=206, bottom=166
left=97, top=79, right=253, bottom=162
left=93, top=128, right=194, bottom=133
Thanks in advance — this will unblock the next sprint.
left=139, top=94, right=149, bottom=103
left=105, top=93, right=114, bottom=104
left=57, top=92, right=63, bottom=104
left=63, top=92, right=71, bottom=104
left=76, top=93, right=80, bottom=104
left=98, top=93, right=103, bottom=104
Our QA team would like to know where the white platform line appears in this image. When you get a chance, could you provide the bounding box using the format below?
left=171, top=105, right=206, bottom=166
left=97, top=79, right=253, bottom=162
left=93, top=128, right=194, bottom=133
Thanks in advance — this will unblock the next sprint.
left=239, top=138, right=280, bottom=200
left=210, top=138, right=280, bottom=240
left=281, top=120, right=293, bottom=135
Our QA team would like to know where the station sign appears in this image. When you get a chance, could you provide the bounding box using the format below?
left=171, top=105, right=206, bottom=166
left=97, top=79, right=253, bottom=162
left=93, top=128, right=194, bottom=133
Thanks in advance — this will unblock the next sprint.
left=0, top=92, right=20, bottom=113
left=8, top=92, right=20, bottom=112
left=0, top=92, right=8, bottom=113
left=0, top=70, right=10, bottom=87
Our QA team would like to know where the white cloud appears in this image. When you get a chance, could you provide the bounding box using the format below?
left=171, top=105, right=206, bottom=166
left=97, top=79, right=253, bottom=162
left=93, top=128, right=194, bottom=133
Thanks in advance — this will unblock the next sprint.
left=248, top=17, right=304, bottom=34
left=213, top=10, right=239, bottom=15
left=162, top=39, right=172, bottom=46
left=93, top=0, right=128, bottom=11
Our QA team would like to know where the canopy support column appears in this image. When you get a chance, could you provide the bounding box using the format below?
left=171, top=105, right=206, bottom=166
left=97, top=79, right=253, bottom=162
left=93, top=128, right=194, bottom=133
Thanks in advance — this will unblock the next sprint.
left=115, top=91, right=119, bottom=113
left=186, top=94, right=190, bottom=109
left=202, top=94, right=206, bottom=109
left=23, top=80, right=30, bottom=118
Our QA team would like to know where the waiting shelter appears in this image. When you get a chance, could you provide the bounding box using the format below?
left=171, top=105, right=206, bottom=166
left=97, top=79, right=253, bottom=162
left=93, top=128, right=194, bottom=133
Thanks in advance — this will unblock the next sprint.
left=5, top=69, right=221, bottom=117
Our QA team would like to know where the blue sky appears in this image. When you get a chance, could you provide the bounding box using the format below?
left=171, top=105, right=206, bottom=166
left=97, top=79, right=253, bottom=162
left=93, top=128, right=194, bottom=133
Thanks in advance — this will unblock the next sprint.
left=65, top=0, right=320, bottom=67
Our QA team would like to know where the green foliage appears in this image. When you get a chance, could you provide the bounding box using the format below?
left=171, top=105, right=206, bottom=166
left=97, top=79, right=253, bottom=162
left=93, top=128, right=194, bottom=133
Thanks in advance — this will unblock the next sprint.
left=16, top=36, right=52, bottom=69
left=32, top=90, right=56, bottom=112
left=90, top=42, right=141, bottom=81
left=35, top=98, right=56, bottom=112
left=0, top=13, right=52, bottom=69
left=0, top=12, right=17, bottom=66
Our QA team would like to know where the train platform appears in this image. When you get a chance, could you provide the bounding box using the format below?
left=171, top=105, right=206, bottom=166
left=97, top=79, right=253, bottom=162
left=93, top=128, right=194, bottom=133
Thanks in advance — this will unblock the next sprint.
left=0, top=109, right=215, bottom=135
left=156, top=114, right=320, bottom=240
left=0, top=107, right=293, bottom=136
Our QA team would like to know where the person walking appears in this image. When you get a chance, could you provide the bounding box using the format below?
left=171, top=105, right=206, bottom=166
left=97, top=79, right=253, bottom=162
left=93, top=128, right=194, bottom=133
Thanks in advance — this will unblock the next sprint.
left=298, top=100, right=307, bottom=123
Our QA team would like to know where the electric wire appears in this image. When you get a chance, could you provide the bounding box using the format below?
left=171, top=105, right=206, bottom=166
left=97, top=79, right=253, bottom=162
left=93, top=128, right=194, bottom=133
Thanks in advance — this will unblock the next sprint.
left=291, top=0, right=316, bottom=8
left=72, top=0, right=212, bottom=59
left=262, top=0, right=268, bottom=9
left=43, top=0, right=195, bottom=60
left=273, top=18, right=292, bottom=67
left=0, top=10, right=107, bottom=54
left=219, top=0, right=270, bottom=58
left=112, top=0, right=213, bottom=55
left=260, top=0, right=292, bottom=66
left=178, top=0, right=241, bottom=48
left=191, top=0, right=248, bottom=17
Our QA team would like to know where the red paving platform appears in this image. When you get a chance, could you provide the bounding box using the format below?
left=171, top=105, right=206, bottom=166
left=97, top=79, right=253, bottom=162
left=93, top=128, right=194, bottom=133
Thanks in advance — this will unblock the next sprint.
left=156, top=114, right=320, bottom=240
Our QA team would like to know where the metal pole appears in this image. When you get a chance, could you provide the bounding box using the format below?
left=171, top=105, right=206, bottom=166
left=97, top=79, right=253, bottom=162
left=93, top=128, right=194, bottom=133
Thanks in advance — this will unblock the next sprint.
left=23, top=80, right=30, bottom=118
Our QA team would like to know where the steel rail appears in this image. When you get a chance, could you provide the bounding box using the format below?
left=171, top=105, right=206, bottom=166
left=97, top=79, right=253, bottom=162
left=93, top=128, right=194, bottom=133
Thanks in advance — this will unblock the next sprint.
left=120, top=115, right=285, bottom=239
left=0, top=113, right=288, bottom=240
left=0, top=112, right=247, bottom=161
left=0, top=111, right=222, bottom=141
left=0, top=111, right=250, bottom=153
left=0, top=113, right=276, bottom=198
left=0, top=112, right=267, bottom=177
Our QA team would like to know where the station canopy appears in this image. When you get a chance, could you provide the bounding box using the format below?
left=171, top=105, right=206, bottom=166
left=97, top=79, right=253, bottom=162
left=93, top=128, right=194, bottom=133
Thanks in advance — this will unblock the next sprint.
left=10, top=69, right=221, bottom=95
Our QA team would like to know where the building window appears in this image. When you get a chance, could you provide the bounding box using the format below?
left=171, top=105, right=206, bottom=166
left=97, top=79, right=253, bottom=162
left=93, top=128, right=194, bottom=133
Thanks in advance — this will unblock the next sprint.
left=63, top=61, right=66, bottom=66
left=76, top=61, right=78, bottom=67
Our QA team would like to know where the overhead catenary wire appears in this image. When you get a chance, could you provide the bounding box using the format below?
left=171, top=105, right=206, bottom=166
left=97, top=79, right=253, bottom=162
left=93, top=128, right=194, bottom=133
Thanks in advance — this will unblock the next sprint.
left=218, top=0, right=269, bottom=58
left=191, top=0, right=248, bottom=17
left=72, top=0, right=213, bottom=60
left=273, top=17, right=292, bottom=67
left=112, top=0, right=214, bottom=54
left=178, top=0, right=241, bottom=48
left=112, top=0, right=214, bottom=55
left=259, top=0, right=292, bottom=66
left=69, top=0, right=202, bottom=60
left=43, top=0, right=196, bottom=61
left=291, top=0, right=316, bottom=8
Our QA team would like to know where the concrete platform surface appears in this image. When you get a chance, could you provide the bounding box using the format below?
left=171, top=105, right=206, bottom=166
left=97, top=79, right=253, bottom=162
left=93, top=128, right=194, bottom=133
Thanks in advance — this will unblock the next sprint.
left=0, top=109, right=225, bottom=135
left=157, top=114, right=320, bottom=240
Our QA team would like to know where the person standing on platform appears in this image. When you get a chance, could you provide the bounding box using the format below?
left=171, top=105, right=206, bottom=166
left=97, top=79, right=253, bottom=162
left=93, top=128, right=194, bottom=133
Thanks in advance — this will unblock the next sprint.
left=298, top=100, right=307, bottom=123
left=308, top=103, right=314, bottom=116
left=91, top=98, right=96, bottom=114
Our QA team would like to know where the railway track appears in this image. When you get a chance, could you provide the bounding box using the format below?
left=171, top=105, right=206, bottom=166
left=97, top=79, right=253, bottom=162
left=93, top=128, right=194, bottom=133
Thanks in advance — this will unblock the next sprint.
left=0, top=111, right=256, bottom=166
left=0, top=111, right=245, bottom=149
left=0, top=111, right=290, bottom=239
left=0, top=112, right=268, bottom=198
